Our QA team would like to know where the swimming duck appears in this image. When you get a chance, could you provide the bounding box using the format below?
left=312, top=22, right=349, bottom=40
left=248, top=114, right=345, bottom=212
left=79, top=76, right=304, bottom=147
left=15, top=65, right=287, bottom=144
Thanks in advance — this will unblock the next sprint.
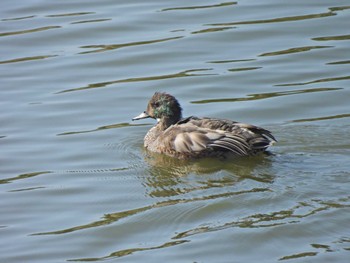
left=132, top=92, right=276, bottom=159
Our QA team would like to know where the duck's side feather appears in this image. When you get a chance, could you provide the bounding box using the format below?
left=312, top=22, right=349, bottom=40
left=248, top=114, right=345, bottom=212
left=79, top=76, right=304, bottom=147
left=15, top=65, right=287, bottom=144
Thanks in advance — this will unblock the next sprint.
left=178, top=116, right=276, bottom=142
left=150, top=116, right=275, bottom=158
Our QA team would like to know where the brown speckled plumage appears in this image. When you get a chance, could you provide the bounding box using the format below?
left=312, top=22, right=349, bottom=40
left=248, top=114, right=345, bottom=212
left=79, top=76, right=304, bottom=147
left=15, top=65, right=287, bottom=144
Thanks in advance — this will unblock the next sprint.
left=132, top=92, right=276, bottom=159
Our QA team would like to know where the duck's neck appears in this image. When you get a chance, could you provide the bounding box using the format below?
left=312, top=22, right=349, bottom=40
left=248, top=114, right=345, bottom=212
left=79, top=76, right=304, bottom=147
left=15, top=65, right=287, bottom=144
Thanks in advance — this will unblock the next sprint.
left=157, top=116, right=180, bottom=130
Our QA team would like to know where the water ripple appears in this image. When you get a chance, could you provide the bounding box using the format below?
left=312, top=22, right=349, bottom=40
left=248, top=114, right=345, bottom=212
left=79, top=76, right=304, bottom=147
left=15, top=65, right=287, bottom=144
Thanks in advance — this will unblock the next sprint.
left=207, top=59, right=255, bottom=64
left=0, top=26, right=61, bottom=37
left=191, top=87, right=342, bottom=104
left=32, top=188, right=269, bottom=236
left=172, top=196, right=350, bottom=239
left=0, top=55, right=58, bottom=64
left=68, top=240, right=189, bottom=261
left=279, top=252, right=318, bottom=261
left=56, top=69, right=214, bottom=93
left=192, top=26, right=233, bottom=34
left=71, top=19, right=112, bottom=25
left=1, top=15, right=36, bottom=21
left=79, top=36, right=183, bottom=54
left=329, top=6, right=350, bottom=11
left=207, top=10, right=336, bottom=26
left=46, top=12, right=95, bottom=18
left=279, top=236, right=350, bottom=260
left=57, top=122, right=146, bottom=136
left=228, top=66, right=262, bottom=72
left=276, top=76, right=350, bottom=86
left=8, top=186, right=46, bottom=193
left=0, top=171, right=52, bottom=185
left=260, top=46, right=332, bottom=57
left=327, top=60, right=350, bottom=65
left=312, top=34, right=350, bottom=41
left=291, top=113, right=350, bottom=123
left=161, top=1, right=237, bottom=12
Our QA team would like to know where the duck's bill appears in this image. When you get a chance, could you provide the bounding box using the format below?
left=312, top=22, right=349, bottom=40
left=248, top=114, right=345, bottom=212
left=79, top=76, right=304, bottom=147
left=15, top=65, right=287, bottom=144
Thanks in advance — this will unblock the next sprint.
left=132, top=111, right=150, bottom=121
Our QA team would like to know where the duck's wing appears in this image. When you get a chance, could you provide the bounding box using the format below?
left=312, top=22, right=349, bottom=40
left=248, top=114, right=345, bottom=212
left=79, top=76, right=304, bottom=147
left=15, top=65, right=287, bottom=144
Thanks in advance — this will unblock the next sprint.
left=235, top=122, right=277, bottom=143
left=159, top=124, right=251, bottom=156
left=206, top=132, right=251, bottom=156
left=174, top=117, right=276, bottom=154
left=184, top=117, right=275, bottom=138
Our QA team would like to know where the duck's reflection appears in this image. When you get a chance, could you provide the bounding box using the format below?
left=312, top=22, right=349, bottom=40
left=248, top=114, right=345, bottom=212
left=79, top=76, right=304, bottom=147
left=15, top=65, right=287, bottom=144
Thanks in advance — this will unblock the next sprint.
left=141, top=150, right=275, bottom=198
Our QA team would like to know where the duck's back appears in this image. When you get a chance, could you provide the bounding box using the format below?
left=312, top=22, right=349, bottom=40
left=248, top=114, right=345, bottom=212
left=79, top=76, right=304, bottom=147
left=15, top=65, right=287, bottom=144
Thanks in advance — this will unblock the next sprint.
left=185, top=116, right=275, bottom=142
left=151, top=116, right=276, bottom=158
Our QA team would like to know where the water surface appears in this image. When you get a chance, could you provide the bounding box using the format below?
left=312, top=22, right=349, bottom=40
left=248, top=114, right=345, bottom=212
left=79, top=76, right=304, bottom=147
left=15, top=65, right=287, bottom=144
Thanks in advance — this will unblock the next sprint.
left=1, top=0, right=349, bottom=262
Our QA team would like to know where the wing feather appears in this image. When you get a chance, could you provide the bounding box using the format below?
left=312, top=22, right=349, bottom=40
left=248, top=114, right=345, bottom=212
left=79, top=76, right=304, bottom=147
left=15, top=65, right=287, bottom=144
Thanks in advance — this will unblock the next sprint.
left=163, top=118, right=276, bottom=157
left=209, top=135, right=250, bottom=156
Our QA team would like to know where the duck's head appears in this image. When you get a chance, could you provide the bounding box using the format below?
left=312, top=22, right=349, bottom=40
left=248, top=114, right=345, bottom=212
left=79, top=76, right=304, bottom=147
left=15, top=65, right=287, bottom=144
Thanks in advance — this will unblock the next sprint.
left=132, top=92, right=182, bottom=124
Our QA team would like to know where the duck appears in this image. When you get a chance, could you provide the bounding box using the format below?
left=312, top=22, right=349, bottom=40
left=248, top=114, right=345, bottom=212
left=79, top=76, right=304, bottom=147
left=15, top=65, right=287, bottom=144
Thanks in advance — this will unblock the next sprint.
left=132, top=92, right=276, bottom=159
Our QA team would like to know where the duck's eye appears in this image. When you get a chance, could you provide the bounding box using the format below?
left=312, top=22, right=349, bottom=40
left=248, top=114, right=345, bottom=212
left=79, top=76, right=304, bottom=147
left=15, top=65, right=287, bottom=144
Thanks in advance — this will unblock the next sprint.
left=153, top=102, right=160, bottom=108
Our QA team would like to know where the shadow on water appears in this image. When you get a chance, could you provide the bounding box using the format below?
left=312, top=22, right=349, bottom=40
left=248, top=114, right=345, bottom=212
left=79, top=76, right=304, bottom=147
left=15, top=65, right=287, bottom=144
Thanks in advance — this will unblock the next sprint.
left=142, top=151, right=275, bottom=198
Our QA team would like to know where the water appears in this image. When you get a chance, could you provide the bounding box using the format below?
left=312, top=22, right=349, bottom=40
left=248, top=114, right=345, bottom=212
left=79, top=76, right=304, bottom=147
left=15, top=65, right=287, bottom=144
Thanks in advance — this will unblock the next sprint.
left=1, top=0, right=349, bottom=262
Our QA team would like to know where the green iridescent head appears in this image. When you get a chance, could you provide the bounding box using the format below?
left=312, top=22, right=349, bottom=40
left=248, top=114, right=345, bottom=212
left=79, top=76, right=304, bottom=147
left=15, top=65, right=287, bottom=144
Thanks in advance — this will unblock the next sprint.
left=147, top=92, right=182, bottom=121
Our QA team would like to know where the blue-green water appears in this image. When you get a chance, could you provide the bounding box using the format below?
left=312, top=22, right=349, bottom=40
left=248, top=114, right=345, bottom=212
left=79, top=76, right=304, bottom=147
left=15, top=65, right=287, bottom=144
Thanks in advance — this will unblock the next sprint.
left=1, top=0, right=349, bottom=262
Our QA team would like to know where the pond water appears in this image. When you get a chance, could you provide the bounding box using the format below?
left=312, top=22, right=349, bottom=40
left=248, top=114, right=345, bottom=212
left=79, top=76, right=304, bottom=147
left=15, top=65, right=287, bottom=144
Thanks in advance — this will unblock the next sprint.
left=1, top=0, right=350, bottom=262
